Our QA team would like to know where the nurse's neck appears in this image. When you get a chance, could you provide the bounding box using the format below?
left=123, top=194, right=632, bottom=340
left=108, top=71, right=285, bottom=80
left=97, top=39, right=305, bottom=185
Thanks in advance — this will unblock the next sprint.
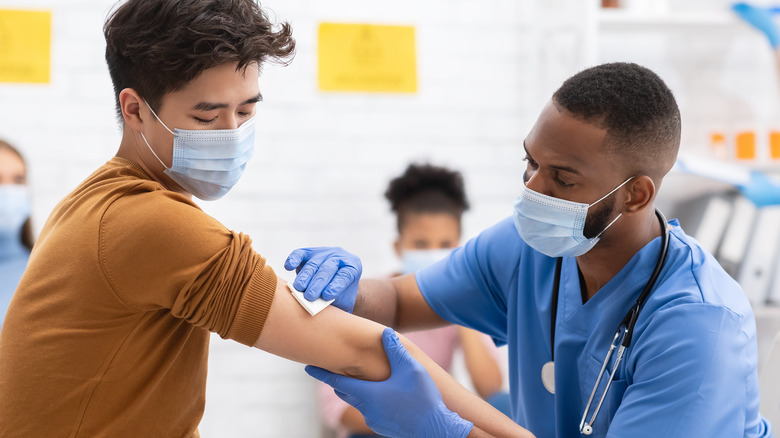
left=575, top=210, right=663, bottom=303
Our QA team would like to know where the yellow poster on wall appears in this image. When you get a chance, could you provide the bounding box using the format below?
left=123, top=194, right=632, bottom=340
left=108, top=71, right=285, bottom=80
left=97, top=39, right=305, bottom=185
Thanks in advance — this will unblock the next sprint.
left=0, top=9, right=51, bottom=84
left=318, top=23, right=417, bottom=93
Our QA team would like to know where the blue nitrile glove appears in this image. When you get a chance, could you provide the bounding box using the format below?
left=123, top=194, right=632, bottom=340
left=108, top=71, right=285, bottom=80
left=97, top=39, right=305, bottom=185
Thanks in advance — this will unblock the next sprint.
left=733, top=3, right=780, bottom=48
left=738, top=170, right=780, bottom=207
left=284, top=247, right=361, bottom=313
left=305, top=328, right=474, bottom=438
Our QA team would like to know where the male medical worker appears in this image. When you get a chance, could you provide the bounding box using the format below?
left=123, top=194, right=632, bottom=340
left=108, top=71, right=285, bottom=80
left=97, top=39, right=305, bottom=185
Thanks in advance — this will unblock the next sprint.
left=0, top=1, right=532, bottom=437
left=292, top=63, right=773, bottom=437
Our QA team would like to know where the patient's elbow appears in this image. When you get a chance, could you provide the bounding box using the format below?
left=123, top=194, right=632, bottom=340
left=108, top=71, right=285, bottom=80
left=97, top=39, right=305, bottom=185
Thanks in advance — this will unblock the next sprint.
left=337, top=343, right=391, bottom=382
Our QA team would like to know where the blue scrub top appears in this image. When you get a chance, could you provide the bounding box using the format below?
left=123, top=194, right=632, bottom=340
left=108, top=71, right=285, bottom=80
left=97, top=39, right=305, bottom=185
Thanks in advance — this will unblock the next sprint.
left=0, top=235, right=29, bottom=329
left=417, top=217, right=772, bottom=438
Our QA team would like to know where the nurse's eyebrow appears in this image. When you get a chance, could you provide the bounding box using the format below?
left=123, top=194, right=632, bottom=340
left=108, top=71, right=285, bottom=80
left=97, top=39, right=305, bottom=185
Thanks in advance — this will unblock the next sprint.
left=522, top=141, right=581, bottom=175
left=191, top=92, right=263, bottom=112
left=551, top=163, right=580, bottom=175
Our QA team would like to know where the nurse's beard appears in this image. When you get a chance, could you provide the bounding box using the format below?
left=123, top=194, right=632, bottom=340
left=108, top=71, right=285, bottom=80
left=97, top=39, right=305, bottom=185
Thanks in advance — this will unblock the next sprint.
left=583, top=195, right=617, bottom=239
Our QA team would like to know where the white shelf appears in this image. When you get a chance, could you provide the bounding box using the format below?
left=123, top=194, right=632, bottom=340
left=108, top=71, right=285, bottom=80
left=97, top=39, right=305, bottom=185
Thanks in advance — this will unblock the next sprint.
left=598, top=9, right=742, bottom=29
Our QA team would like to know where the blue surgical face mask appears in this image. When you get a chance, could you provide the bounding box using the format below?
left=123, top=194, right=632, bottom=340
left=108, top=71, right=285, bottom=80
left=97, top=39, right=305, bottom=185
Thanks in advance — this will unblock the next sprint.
left=0, top=184, right=31, bottom=241
left=140, top=101, right=256, bottom=201
left=513, top=175, right=633, bottom=258
left=400, top=248, right=453, bottom=275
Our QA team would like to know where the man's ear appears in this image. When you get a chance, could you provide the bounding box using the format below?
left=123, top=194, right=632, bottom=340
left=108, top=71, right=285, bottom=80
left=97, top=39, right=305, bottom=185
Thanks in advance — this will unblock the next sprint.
left=119, top=88, right=145, bottom=132
left=623, top=175, right=655, bottom=214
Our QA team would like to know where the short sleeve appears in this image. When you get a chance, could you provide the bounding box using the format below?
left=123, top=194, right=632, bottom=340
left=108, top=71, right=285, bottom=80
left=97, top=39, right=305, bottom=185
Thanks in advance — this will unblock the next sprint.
left=416, top=217, right=521, bottom=345
left=607, top=304, right=767, bottom=437
left=99, top=190, right=277, bottom=345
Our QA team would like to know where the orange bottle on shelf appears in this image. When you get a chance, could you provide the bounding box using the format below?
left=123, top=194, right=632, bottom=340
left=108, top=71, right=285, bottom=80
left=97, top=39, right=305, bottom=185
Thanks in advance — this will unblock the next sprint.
left=770, top=130, right=780, bottom=160
left=736, top=131, right=756, bottom=160
left=710, top=132, right=728, bottom=160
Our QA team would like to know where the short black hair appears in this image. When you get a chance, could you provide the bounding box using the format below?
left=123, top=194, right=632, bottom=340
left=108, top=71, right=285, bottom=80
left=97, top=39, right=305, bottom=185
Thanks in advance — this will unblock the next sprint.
left=384, top=163, right=470, bottom=233
left=552, top=62, right=681, bottom=180
left=104, top=0, right=295, bottom=122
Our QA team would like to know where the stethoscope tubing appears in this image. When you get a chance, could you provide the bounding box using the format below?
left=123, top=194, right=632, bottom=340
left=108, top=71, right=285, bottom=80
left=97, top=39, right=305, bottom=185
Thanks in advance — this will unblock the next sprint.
left=548, top=209, right=670, bottom=435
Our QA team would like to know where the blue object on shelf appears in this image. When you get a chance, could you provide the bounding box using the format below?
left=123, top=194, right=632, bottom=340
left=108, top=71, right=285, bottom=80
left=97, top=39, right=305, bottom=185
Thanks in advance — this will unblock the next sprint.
left=737, top=171, right=780, bottom=207
left=733, top=2, right=780, bottom=47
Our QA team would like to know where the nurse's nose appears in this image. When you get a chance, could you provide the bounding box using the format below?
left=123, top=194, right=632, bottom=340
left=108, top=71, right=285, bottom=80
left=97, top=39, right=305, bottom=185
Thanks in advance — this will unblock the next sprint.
left=524, top=169, right=547, bottom=194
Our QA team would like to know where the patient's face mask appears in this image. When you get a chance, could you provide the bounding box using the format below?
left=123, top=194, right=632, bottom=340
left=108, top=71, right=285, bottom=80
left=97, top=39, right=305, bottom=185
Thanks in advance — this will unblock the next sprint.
left=513, top=175, right=632, bottom=258
left=400, top=249, right=453, bottom=275
left=0, top=185, right=30, bottom=241
left=140, top=101, right=256, bottom=201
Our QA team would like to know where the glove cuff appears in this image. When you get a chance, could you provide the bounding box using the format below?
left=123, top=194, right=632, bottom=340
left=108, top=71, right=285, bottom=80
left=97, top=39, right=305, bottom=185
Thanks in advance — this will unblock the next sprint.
left=426, top=408, right=473, bottom=438
left=452, top=415, right=474, bottom=438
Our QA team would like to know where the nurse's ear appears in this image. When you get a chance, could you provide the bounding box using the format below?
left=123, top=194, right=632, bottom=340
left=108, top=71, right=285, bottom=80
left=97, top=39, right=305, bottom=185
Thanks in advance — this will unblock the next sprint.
left=622, top=175, right=655, bottom=214
left=119, top=88, right=146, bottom=132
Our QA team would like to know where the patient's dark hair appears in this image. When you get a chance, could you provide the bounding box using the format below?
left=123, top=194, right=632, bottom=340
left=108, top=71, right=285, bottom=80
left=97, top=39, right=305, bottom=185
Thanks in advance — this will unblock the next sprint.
left=552, top=62, right=681, bottom=180
left=104, top=0, right=295, bottom=121
left=385, top=163, right=470, bottom=234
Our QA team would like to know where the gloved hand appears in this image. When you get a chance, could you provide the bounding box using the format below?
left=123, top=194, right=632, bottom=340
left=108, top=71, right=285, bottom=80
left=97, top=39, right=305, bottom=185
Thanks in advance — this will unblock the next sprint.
left=305, top=328, right=474, bottom=438
left=733, top=3, right=780, bottom=48
left=738, top=170, right=780, bottom=207
left=284, top=246, right=361, bottom=313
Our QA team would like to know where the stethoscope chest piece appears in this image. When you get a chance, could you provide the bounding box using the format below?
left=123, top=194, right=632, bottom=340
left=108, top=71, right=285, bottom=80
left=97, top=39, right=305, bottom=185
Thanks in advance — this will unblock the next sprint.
left=541, top=361, right=555, bottom=394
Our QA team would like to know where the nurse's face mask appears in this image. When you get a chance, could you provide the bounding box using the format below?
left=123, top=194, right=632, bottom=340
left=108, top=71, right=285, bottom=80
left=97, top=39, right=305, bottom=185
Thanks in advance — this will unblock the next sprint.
left=513, top=174, right=633, bottom=258
left=139, top=100, right=256, bottom=201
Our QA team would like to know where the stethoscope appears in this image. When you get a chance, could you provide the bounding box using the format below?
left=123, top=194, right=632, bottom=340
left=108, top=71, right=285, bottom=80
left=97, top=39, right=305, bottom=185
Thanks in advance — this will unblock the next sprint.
left=541, top=209, right=670, bottom=436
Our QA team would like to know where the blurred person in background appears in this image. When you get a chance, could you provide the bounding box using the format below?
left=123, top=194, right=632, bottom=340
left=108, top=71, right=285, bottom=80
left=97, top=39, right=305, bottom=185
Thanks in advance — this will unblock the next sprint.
left=0, top=140, right=34, bottom=329
left=318, top=163, right=510, bottom=438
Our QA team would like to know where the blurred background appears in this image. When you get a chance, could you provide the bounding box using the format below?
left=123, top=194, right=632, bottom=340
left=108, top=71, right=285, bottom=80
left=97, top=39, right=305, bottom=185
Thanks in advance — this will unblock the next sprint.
left=2, top=0, right=780, bottom=436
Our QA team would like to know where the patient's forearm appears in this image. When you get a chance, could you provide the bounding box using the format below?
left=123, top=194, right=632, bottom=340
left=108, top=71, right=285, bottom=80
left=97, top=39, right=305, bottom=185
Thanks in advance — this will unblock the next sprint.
left=254, top=277, right=391, bottom=382
left=399, top=335, right=534, bottom=438
left=468, top=426, right=500, bottom=437
left=256, top=279, right=530, bottom=436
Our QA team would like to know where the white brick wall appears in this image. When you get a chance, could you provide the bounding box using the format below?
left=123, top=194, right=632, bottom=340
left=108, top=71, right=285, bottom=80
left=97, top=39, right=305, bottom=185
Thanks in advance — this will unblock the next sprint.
left=1, top=0, right=778, bottom=436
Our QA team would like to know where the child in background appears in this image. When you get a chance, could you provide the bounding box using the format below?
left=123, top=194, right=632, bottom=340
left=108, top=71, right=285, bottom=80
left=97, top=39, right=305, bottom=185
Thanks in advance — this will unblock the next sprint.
left=0, top=140, right=34, bottom=328
left=318, top=163, right=510, bottom=438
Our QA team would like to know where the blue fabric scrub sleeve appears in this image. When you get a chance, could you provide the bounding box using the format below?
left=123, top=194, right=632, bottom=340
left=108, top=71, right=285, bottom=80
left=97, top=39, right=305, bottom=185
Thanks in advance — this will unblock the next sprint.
left=416, top=217, right=521, bottom=346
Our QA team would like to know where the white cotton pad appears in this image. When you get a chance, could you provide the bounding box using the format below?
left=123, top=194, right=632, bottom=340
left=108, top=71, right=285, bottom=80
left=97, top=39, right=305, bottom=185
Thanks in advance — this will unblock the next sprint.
left=287, top=283, right=335, bottom=316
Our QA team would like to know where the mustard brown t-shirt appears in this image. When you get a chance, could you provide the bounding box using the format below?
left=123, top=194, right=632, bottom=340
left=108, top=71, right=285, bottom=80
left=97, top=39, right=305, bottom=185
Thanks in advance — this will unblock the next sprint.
left=0, top=157, right=277, bottom=437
